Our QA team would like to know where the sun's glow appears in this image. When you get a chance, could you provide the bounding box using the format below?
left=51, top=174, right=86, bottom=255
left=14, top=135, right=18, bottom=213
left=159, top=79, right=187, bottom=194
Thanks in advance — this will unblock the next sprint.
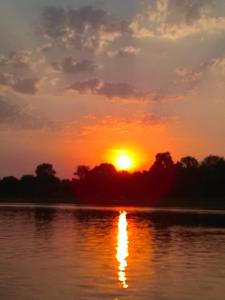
left=116, top=211, right=129, bottom=288
left=106, top=149, right=138, bottom=171
left=115, top=155, right=132, bottom=171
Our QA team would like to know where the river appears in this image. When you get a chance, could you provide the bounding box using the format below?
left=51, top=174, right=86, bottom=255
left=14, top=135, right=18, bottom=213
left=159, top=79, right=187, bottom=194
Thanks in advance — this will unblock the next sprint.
left=0, top=204, right=225, bottom=300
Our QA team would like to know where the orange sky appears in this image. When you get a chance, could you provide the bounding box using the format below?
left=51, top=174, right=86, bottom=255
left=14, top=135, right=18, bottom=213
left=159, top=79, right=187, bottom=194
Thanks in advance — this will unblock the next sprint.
left=0, top=0, right=225, bottom=177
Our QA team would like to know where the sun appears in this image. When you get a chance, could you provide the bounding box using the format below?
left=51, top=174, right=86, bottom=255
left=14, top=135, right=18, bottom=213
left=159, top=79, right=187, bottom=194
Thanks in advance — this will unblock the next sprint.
left=115, top=155, right=132, bottom=171
left=107, top=149, right=135, bottom=171
left=105, top=147, right=143, bottom=172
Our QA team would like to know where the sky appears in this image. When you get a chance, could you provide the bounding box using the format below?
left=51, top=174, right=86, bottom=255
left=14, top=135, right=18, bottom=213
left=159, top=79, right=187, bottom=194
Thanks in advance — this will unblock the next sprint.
left=0, top=0, right=225, bottom=178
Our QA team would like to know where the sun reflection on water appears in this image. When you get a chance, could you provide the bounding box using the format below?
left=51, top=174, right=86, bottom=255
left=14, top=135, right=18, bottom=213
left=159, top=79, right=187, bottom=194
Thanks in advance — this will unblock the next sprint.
left=116, top=211, right=129, bottom=288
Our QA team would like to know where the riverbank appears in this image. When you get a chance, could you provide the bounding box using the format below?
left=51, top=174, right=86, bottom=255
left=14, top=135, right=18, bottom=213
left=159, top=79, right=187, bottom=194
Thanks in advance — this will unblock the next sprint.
left=0, top=196, right=225, bottom=210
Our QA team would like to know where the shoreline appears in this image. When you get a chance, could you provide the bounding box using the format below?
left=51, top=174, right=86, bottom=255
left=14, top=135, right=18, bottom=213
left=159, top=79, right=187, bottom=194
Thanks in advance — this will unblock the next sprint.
left=0, top=197, right=225, bottom=211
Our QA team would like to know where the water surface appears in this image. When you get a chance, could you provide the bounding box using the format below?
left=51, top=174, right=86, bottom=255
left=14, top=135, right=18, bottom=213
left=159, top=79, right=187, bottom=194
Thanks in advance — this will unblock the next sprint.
left=0, top=204, right=225, bottom=300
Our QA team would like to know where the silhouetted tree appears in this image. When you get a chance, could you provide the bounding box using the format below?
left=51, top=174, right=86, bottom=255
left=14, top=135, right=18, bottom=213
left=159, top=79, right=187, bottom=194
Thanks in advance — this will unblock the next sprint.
left=35, top=163, right=56, bottom=178
left=1, top=152, right=225, bottom=208
left=60, top=179, right=74, bottom=198
left=151, top=152, right=174, bottom=171
left=201, top=155, right=225, bottom=168
left=20, top=175, right=36, bottom=198
left=74, top=165, right=90, bottom=180
left=0, top=176, right=19, bottom=197
left=35, top=163, right=60, bottom=199
left=90, top=163, right=116, bottom=177
left=180, top=156, right=199, bottom=169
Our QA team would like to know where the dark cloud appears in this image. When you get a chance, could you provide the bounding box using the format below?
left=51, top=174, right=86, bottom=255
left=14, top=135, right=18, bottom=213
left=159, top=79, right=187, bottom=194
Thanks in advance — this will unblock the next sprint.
left=66, top=78, right=181, bottom=101
left=66, top=78, right=147, bottom=100
left=67, top=79, right=101, bottom=94
left=0, top=73, right=40, bottom=95
left=42, top=6, right=66, bottom=39
left=52, top=57, right=98, bottom=74
left=98, top=82, right=143, bottom=99
left=0, top=96, right=52, bottom=129
left=12, top=78, right=41, bottom=95
left=41, top=5, right=132, bottom=51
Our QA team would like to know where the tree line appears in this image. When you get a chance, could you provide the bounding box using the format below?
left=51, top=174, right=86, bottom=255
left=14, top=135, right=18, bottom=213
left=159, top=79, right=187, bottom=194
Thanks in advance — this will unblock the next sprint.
left=0, top=152, right=225, bottom=208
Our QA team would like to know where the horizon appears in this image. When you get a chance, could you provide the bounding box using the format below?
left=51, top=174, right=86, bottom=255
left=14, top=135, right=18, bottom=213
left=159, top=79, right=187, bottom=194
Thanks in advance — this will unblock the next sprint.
left=1, top=151, right=225, bottom=179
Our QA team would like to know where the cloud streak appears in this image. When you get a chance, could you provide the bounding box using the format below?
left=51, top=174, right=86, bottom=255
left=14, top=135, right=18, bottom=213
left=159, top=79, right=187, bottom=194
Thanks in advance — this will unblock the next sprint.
left=66, top=78, right=149, bottom=100
left=107, top=46, right=140, bottom=57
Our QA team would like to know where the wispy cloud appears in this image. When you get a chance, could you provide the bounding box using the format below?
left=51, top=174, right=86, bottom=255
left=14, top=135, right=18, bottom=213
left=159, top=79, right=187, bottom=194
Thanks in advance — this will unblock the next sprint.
left=176, top=57, right=225, bottom=91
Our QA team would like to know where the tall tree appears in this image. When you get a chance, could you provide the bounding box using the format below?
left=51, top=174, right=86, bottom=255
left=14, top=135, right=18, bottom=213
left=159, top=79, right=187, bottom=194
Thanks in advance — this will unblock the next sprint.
left=74, top=165, right=90, bottom=180
left=151, top=152, right=174, bottom=171
left=35, top=163, right=56, bottom=178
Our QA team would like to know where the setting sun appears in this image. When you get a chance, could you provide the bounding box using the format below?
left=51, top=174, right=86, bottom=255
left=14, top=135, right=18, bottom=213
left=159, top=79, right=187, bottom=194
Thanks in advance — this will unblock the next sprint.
left=105, top=147, right=146, bottom=171
left=115, top=155, right=132, bottom=171
left=108, top=149, right=136, bottom=171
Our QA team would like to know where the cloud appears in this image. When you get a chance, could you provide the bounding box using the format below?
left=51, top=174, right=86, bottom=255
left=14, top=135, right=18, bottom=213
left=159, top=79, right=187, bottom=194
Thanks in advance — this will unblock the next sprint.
left=37, top=43, right=53, bottom=53
left=52, top=57, right=98, bottom=74
left=176, top=57, right=225, bottom=91
left=98, top=81, right=144, bottom=99
left=155, top=0, right=213, bottom=25
left=0, top=50, right=44, bottom=94
left=0, top=67, right=41, bottom=95
left=0, top=51, right=32, bottom=72
left=67, top=78, right=101, bottom=94
left=66, top=78, right=149, bottom=100
left=176, top=67, right=202, bottom=91
left=107, top=46, right=140, bottom=57
left=41, top=5, right=132, bottom=52
left=66, top=78, right=183, bottom=102
left=0, top=74, right=41, bottom=95
left=0, top=96, right=52, bottom=129
left=131, top=0, right=225, bottom=39
left=12, top=78, right=41, bottom=95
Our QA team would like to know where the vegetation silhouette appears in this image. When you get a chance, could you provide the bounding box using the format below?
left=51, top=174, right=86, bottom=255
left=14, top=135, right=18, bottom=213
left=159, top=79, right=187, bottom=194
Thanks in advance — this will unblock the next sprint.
left=0, top=153, right=225, bottom=208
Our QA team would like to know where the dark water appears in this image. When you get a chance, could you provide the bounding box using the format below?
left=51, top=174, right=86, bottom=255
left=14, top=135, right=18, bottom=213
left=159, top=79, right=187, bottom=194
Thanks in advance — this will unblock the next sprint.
left=0, top=204, right=225, bottom=300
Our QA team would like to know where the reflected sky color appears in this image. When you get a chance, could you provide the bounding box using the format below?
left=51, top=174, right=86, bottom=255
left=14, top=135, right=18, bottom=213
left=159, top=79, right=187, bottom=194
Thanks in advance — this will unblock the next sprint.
left=116, top=211, right=129, bottom=288
left=1, top=206, right=225, bottom=299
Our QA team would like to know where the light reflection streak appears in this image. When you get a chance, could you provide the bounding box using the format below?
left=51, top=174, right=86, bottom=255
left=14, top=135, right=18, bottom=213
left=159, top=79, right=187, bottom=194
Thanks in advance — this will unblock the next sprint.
left=116, top=211, right=129, bottom=288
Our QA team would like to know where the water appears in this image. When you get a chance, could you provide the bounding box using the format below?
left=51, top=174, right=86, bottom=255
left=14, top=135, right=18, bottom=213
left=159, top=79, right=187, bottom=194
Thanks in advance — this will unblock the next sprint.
left=0, top=204, right=225, bottom=300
